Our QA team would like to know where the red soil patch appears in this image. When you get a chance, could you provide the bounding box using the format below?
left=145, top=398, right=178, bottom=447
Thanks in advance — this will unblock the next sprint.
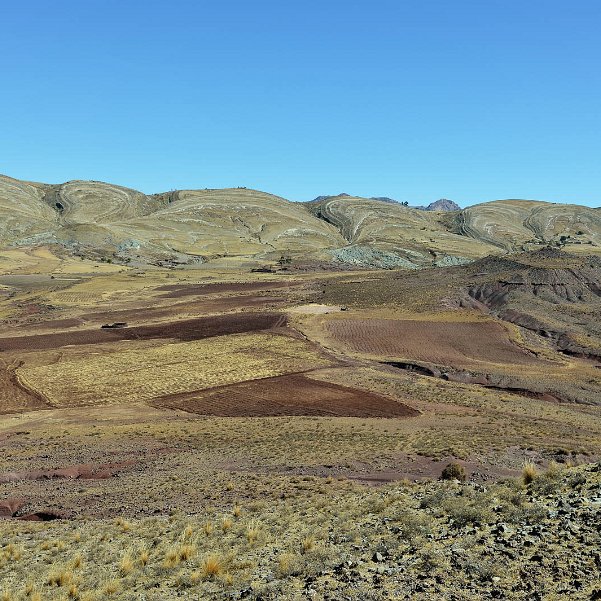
left=0, top=312, right=287, bottom=351
left=157, top=280, right=300, bottom=298
left=0, top=498, right=26, bottom=518
left=0, top=364, right=49, bottom=413
left=327, top=318, right=547, bottom=368
left=152, top=373, right=418, bottom=418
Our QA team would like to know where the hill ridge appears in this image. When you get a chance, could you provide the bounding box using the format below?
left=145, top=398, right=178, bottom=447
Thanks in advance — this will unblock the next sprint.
left=1, top=174, right=600, bottom=267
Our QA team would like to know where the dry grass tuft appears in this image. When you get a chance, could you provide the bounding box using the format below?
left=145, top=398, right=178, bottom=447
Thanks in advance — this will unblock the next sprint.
left=246, top=522, right=261, bottom=545
left=139, top=549, right=150, bottom=566
left=164, top=543, right=196, bottom=568
left=277, top=552, right=303, bottom=577
left=200, top=554, right=224, bottom=580
left=47, top=570, right=73, bottom=587
left=301, top=535, right=316, bottom=554
left=103, top=579, right=121, bottom=596
left=71, top=554, right=83, bottom=569
left=120, top=552, right=135, bottom=575
left=522, top=460, right=538, bottom=485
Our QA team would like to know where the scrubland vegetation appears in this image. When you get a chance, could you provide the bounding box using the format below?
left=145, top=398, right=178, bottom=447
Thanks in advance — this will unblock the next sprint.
left=1, top=462, right=600, bottom=600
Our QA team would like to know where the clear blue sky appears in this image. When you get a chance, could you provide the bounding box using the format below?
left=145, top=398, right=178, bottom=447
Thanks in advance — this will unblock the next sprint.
left=1, top=1, right=600, bottom=207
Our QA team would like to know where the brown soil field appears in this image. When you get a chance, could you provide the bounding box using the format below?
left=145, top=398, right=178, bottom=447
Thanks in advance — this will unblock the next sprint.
left=0, top=312, right=287, bottom=351
left=0, top=362, right=48, bottom=413
left=18, top=317, right=84, bottom=330
left=151, top=373, right=419, bottom=418
left=76, top=294, right=288, bottom=325
left=325, top=317, right=548, bottom=368
left=156, top=280, right=301, bottom=298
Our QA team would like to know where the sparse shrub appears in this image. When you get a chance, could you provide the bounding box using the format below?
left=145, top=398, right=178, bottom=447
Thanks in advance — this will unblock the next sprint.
left=503, top=501, right=547, bottom=525
left=419, top=487, right=453, bottom=510
left=530, top=461, right=564, bottom=494
left=441, top=462, right=466, bottom=482
left=392, top=509, right=433, bottom=540
left=443, top=497, right=492, bottom=527
left=233, top=505, right=242, bottom=518
left=567, top=471, right=587, bottom=488
left=221, top=517, right=233, bottom=532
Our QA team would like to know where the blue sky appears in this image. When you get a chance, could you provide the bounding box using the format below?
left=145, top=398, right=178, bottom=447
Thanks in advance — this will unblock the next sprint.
left=1, top=1, right=600, bottom=207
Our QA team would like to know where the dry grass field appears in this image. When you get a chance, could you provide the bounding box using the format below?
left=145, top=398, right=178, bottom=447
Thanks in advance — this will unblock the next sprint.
left=17, top=333, right=334, bottom=407
left=0, top=246, right=600, bottom=599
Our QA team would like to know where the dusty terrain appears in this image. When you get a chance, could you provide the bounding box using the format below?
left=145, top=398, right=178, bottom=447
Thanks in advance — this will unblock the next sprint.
left=0, top=239, right=600, bottom=599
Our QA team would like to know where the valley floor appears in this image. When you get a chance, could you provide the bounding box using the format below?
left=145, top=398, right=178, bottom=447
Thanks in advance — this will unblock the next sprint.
left=0, top=247, right=600, bottom=599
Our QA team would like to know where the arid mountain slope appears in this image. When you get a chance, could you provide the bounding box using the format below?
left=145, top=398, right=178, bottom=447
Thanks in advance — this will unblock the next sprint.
left=309, top=194, right=499, bottom=267
left=458, top=199, right=601, bottom=250
left=1, top=174, right=600, bottom=266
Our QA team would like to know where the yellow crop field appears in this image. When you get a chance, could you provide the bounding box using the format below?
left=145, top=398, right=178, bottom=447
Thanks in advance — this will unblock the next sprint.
left=17, top=333, right=334, bottom=407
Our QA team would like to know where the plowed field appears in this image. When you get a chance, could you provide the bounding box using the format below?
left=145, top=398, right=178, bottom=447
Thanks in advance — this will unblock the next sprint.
left=157, top=280, right=300, bottom=298
left=0, top=312, right=286, bottom=351
left=152, top=373, right=418, bottom=417
left=326, top=318, right=546, bottom=368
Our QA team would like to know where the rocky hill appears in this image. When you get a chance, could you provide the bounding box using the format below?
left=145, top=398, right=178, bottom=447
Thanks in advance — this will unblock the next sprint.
left=1, top=174, right=600, bottom=267
left=422, top=198, right=461, bottom=211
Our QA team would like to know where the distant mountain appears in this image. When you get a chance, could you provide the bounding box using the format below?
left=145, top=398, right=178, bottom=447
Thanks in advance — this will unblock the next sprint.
left=311, top=194, right=459, bottom=211
left=309, top=193, right=353, bottom=203
left=2, top=174, right=600, bottom=268
left=423, top=198, right=461, bottom=212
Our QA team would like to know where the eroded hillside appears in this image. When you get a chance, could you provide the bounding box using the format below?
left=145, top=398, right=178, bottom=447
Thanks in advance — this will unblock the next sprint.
left=1, top=174, right=600, bottom=267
